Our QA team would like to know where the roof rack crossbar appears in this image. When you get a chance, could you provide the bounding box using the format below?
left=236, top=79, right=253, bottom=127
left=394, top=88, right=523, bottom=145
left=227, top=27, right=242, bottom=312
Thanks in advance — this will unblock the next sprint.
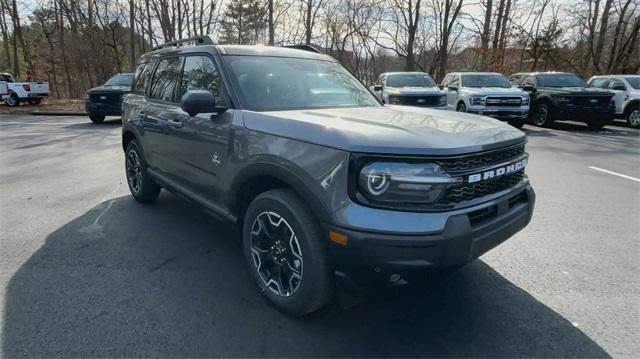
left=153, top=35, right=215, bottom=50
left=282, top=44, right=322, bottom=54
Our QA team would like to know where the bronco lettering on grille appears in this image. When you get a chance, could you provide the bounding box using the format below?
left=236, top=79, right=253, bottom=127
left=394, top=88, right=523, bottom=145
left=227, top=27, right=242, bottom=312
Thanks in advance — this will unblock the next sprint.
left=467, top=158, right=528, bottom=183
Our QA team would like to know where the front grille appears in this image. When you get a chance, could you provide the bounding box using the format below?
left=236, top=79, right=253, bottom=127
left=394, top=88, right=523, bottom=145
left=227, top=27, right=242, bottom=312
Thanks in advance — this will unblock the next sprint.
left=569, top=96, right=608, bottom=106
left=89, top=93, right=121, bottom=103
left=437, top=144, right=525, bottom=174
left=443, top=171, right=525, bottom=204
left=485, top=97, right=522, bottom=106
left=389, top=95, right=442, bottom=107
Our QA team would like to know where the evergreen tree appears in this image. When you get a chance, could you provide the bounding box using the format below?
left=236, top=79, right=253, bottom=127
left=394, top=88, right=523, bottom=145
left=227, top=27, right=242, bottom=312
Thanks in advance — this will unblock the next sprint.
left=220, top=0, right=267, bottom=45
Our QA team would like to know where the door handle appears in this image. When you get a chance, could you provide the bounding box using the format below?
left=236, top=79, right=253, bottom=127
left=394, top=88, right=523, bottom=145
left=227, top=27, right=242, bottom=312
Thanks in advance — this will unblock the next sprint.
left=167, top=119, right=183, bottom=128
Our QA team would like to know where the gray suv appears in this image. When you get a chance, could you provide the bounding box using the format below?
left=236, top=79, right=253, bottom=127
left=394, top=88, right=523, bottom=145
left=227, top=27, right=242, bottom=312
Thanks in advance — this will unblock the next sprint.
left=122, top=36, right=536, bottom=316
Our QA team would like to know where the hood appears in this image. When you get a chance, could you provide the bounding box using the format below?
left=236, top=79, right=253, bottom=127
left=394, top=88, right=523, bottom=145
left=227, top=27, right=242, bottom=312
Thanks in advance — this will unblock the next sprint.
left=538, top=86, right=613, bottom=96
left=242, top=106, right=525, bottom=156
left=461, top=87, right=526, bottom=96
left=385, top=87, right=445, bottom=96
left=86, top=85, right=131, bottom=94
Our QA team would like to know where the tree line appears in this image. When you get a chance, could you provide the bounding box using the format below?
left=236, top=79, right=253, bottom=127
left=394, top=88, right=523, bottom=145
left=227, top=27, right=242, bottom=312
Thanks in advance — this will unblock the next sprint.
left=1, top=0, right=638, bottom=98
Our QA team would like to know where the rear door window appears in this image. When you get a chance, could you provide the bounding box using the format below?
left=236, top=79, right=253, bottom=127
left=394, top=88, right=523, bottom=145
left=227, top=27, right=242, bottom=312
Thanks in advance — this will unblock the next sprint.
left=149, top=57, right=182, bottom=102
left=132, top=61, right=152, bottom=94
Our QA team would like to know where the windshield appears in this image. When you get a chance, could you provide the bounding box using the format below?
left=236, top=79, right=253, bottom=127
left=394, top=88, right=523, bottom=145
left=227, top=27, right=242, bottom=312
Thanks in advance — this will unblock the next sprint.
left=105, top=74, right=133, bottom=87
left=224, top=56, right=379, bottom=111
left=624, top=77, right=640, bottom=90
left=386, top=74, right=436, bottom=88
left=537, top=74, right=586, bottom=87
left=461, top=74, right=511, bottom=88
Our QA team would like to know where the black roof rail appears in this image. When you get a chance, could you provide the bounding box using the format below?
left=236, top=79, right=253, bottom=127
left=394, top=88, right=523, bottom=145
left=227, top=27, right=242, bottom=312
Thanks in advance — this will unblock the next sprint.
left=153, top=35, right=215, bottom=51
left=282, top=44, right=323, bottom=54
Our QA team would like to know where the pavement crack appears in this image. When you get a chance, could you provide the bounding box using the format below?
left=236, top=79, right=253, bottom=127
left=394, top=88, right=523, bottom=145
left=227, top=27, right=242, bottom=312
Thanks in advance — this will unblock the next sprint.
left=149, top=256, right=177, bottom=272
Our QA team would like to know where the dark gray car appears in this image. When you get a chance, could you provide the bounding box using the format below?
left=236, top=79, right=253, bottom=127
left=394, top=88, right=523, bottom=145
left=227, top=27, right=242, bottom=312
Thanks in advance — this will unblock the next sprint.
left=121, top=36, right=535, bottom=316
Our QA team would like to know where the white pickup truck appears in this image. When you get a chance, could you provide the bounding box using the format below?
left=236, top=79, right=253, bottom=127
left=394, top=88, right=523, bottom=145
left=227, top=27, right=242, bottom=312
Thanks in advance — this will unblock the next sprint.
left=0, top=73, right=49, bottom=106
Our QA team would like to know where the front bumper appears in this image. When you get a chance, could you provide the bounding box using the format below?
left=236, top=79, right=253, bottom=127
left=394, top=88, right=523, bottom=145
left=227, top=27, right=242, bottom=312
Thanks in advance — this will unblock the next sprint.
left=85, top=101, right=122, bottom=116
left=551, top=105, right=614, bottom=122
left=326, top=182, right=535, bottom=284
left=467, top=108, right=529, bottom=121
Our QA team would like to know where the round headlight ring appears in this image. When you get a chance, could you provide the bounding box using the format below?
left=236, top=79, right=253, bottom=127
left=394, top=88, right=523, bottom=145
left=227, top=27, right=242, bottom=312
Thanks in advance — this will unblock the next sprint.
left=366, top=171, right=390, bottom=196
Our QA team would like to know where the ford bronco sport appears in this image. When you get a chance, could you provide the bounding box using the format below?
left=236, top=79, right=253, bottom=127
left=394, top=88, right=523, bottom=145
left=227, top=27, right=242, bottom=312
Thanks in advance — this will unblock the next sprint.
left=122, top=36, right=536, bottom=316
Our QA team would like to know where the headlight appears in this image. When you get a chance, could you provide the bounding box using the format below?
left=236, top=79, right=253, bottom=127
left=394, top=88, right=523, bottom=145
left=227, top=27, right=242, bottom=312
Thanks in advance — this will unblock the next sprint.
left=358, top=162, right=458, bottom=204
left=439, top=95, right=447, bottom=105
left=470, top=96, right=485, bottom=105
left=521, top=95, right=530, bottom=105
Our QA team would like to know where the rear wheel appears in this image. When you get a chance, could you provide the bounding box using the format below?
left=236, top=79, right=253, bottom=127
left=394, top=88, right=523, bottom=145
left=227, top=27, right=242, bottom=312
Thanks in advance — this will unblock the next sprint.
left=27, top=98, right=42, bottom=105
left=5, top=93, right=19, bottom=107
left=125, top=141, right=160, bottom=203
left=626, top=107, right=640, bottom=128
left=243, top=189, right=333, bottom=316
left=89, top=115, right=105, bottom=124
left=456, top=102, right=467, bottom=112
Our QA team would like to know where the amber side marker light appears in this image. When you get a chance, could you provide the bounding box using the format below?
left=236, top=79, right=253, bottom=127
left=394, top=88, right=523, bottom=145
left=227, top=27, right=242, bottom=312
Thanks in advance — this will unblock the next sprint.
left=329, top=231, right=348, bottom=246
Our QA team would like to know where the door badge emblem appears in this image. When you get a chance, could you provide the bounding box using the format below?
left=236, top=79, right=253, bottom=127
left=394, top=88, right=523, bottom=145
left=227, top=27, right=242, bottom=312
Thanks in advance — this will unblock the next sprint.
left=211, top=152, right=221, bottom=166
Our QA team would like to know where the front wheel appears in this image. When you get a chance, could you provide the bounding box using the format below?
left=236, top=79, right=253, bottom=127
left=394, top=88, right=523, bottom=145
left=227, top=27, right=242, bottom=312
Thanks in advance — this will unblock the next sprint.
left=243, top=189, right=333, bottom=316
left=27, top=98, right=42, bottom=105
left=125, top=141, right=160, bottom=203
left=586, top=120, right=607, bottom=130
left=456, top=102, right=467, bottom=112
left=626, top=107, right=640, bottom=128
left=5, top=93, right=20, bottom=107
left=509, top=120, right=526, bottom=129
left=89, top=115, right=105, bottom=124
left=532, top=104, right=552, bottom=127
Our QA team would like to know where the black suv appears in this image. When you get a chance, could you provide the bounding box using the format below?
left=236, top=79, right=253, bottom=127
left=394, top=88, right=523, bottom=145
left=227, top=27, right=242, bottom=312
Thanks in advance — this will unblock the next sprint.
left=85, top=73, right=133, bottom=123
left=509, top=72, right=615, bottom=129
left=122, top=36, right=536, bottom=316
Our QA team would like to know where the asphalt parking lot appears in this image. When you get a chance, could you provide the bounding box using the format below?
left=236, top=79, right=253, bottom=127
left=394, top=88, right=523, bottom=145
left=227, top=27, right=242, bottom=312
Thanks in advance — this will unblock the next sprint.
left=0, top=114, right=638, bottom=357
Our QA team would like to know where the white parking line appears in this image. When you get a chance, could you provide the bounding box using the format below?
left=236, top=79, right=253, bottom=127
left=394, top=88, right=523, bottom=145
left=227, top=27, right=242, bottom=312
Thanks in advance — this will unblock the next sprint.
left=588, top=166, right=640, bottom=183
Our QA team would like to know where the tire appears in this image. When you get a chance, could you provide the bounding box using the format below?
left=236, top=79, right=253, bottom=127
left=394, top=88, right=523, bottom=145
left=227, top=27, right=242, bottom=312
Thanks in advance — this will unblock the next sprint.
left=89, top=115, right=105, bottom=124
left=532, top=103, right=552, bottom=127
left=125, top=141, right=161, bottom=203
left=27, top=98, right=42, bottom=105
left=5, top=93, right=20, bottom=107
left=626, top=107, right=640, bottom=128
left=456, top=102, right=467, bottom=112
left=243, top=189, right=333, bottom=316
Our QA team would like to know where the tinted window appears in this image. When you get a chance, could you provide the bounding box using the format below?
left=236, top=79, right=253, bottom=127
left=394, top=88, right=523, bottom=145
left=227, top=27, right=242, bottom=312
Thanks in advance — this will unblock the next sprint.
left=132, top=62, right=152, bottom=94
left=386, top=74, right=436, bottom=88
left=522, top=76, right=536, bottom=87
left=178, top=55, right=227, bottom=106
left=537, top=74, right=586, bottom=87
left=225, top=56, right=379, bottom=111
left=589, top=78, right=609, bottom=88
left=624, top=77, right=640, bottom=90
left=149, top=57, right=182, bottom=102
left=105, top=74, right=133, bottom=87
left=461, top=74, right=511, bottom=88
left=607, top=79, right=626, bottom=90
left=449, top=75, right=459, bottom=87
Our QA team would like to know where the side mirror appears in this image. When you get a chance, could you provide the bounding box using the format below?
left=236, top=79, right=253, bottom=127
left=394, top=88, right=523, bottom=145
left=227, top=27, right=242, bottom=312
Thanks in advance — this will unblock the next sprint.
left=180, top=90, right=224, bottom=117
left=448, top=86, right=458, bottom=92
left=373, top=85, right=382, bottom=91
left=521, top=85, right=535, bottom=92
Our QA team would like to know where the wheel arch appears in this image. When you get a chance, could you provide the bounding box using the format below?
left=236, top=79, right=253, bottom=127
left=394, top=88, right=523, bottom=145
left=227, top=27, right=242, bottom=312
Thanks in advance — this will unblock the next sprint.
left=229, top=163, right=332, bottom=226
left=122, top=129, right=138, bottom=151
left=623, top=99, right=640, bottom=115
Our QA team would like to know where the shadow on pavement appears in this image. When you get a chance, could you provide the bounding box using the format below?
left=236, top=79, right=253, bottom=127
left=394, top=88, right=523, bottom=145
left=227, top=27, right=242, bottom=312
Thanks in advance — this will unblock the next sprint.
left=2, top=193, right=609, bottom=357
